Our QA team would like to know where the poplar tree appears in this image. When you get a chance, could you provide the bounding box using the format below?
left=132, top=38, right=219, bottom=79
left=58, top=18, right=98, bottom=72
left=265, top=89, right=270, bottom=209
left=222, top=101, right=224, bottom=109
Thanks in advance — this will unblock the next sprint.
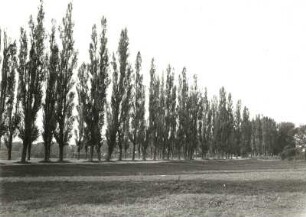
left=130, top=52, right=145, bottom=160
left=187, top=75, right=201, bottom=160
left=75, top=63, right=88, bottom=159
left=234, top=100, right=242, bottom=156
left=241, top=107, right=252, bottom=156
left=215, top=87, right=227, bottom=157
left=158, top=72, right=166, bottom=159
left=200, top=88, right=211, bottom=158
left=86, top=18, right=109, bottom=161
left=226, top=93, right=235, bottom=158
left=164, top=65, right=176, bottom=159
left=148, top=59, right=159, bottom=160
left=106, top=28, right=131, bottom=161
left=177, top=67, right=188, bottom=159
left=0, top=33, right=19, bottom=160
left=42, top=24, right=58, bottom=161
left=18, top=1, right=45, bottom=162
left=55, top=2, right=77, bottom=162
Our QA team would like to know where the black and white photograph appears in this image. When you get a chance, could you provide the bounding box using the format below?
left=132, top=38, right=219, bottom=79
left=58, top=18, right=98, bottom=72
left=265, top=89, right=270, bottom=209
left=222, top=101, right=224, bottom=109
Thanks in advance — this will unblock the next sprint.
left=0, top=0, right=306, bottom=216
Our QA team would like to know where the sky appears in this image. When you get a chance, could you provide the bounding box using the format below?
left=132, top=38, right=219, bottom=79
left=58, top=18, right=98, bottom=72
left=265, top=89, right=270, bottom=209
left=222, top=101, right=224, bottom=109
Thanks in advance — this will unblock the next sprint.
left=1, top=0, right=306, bottom=125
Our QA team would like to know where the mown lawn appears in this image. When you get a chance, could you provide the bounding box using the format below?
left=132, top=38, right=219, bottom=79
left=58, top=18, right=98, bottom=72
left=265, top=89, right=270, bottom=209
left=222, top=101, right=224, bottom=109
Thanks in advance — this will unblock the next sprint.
left=0, top=159, right=306, bottom=217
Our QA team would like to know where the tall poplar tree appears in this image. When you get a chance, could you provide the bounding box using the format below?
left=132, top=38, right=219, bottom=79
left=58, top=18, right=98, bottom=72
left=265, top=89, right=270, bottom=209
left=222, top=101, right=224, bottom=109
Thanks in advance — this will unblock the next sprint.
left=42, top=23, right=58, bottom=161
left=177, top=67, right=188, bottom=159
left=18, top=1, right=45, bottom=162
left=130, top=52, right=145, bottom=160
left=0, top=33, right=19, bottom=160
left=76, top=63, right=88, bottom=159
left=148, top=59, right=159, bottom=160
left=241, top=107, right=252, bottom=156
left=55, top=2, right=77, bottom=162
left=234, top=100, right=242, bottom=156
left=86, top=18, right=109, bottom=161
left=106, top=28, right=131, bottom=161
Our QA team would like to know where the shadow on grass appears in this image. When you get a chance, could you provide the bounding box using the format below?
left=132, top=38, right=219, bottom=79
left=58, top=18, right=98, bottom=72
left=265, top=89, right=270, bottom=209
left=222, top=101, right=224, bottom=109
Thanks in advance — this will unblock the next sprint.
left=1, top=179, right=306, bottom=210
left=2, top=160, right=305, bottom=177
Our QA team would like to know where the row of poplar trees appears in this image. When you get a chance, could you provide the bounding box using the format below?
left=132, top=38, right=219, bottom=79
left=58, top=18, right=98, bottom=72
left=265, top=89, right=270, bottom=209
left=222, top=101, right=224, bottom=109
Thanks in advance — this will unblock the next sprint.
left=0, top=1, right=286, bottom=162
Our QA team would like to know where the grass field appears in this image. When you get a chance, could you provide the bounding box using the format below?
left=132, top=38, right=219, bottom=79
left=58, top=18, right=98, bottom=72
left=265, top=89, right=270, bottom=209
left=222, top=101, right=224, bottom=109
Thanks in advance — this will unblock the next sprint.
left=0, top=159, right=306, bottom=217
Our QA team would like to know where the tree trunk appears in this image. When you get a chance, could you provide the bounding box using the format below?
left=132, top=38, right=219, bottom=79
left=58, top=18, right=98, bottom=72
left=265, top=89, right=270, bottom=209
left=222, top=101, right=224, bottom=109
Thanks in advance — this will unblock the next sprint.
left=44, top=143, right=48, bottom=161
left=21, top=139, right=28, bottom=163
left=97, top=146, right=101, bottom=161
left=118, top=143, right=123, bottom=161
left=27, top=143, right=32, bottom=161
left=85, top=146, right=88, bottom=159
left=142, top=148, right=146, bottom=161
left=106, top=142, right=114, bottom=161
left=7, top=133, right=13, bottom=160
left=153, top=146, right=157, bottom=161
left=89, top=145, right=94, bottom=162
left=77, top=149, right=80, bottom=160
left=138, top=143, right=141, bottom=159
left=106, top=129, right=116, bottom=161
left=59, top=144, right=64, bottom=162
left=132, top=142, right=136, bottom=161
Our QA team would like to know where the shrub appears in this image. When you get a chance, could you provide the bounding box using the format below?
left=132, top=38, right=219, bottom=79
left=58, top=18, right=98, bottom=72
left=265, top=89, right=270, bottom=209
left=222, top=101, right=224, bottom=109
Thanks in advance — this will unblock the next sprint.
left=280, top=146, right=297, bottom=160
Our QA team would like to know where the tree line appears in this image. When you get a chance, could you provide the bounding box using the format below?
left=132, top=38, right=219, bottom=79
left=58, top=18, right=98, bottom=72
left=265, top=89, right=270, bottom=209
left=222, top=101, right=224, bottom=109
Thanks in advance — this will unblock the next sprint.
left=0, top=1, right=304, bottom=162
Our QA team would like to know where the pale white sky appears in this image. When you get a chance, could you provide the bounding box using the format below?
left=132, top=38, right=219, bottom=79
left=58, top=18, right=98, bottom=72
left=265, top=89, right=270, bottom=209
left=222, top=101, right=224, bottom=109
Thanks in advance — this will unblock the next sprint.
left=1, top=0, right=306, bottom=125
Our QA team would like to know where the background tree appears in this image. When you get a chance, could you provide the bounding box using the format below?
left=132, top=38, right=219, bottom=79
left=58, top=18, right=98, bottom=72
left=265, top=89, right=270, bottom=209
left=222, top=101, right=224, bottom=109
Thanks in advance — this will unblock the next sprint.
left=225, top=93, right=235, bottom=158
left=157, top=72, right=165, bottom=159
left=148, top=59, right=159, bottom=160
left=55, top=2, right=77, bottom=162
left=42, top=23, right=58, bottom=162
left=215, top=87, right=227, bottom=157
left=277, top=122, right=296, bottom=153
left=177, top=67, right=188, bottom=159
left=18, top=1, right=45, bottom=162
left=0, top=33, right=19, bottom=160
left=234, top=100, right=242, bottom=157
left=164, top=65, right=176, bottom=159
left=187, top=75, right=201, bottom=160
left=200, top=88, right=211, bottom=159
left=295, top=125, right=306, bottom=159
left=240, top=107, right=252, bottom=156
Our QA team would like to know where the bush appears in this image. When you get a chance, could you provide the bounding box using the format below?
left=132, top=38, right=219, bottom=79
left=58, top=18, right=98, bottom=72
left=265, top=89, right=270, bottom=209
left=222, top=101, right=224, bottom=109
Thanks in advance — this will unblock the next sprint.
left=280, top=146, right=297, bottom=160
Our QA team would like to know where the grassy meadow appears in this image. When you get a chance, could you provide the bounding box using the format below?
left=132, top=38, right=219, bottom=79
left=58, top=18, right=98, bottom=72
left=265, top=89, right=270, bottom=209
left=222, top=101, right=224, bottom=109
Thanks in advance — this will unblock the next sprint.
left=0, top=159, right=306, bottom=217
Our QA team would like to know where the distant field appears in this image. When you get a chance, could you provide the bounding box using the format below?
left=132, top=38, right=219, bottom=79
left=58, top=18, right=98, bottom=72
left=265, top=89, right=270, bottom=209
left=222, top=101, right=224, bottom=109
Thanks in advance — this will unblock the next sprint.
left=0, top=159, right=306, bottom=217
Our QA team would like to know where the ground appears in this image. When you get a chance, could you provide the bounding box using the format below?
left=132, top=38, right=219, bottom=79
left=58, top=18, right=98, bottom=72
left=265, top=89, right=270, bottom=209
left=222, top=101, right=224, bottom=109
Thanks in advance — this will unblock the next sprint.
left=0, top=159, right=306, bottom=217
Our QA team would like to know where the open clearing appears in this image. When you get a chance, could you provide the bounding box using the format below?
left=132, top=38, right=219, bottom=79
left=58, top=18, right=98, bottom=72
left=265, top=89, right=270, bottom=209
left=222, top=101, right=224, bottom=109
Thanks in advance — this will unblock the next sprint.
left=0, top=159, right=306, bottom=217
